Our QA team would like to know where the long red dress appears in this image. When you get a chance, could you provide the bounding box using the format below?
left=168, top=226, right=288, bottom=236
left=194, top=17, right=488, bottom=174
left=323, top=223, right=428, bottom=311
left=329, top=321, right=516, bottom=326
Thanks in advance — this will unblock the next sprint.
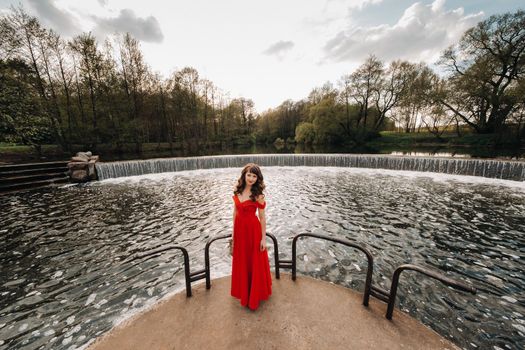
left=231, top=195, right=272, bottom=310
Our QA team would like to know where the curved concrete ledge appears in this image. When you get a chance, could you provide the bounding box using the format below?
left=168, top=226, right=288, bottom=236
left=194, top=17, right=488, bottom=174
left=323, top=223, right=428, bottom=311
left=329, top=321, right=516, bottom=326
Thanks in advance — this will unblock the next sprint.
left=95, top=153, right=525, bottom=181
left=87, top=273, right=458, bottom=350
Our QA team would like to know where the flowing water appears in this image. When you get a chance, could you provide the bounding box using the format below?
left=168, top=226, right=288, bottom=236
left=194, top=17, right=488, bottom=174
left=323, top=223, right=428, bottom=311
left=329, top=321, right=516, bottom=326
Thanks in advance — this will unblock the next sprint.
left=95, top=154, right=525, bottom=181
left=0, top=167, right=524, bottom=349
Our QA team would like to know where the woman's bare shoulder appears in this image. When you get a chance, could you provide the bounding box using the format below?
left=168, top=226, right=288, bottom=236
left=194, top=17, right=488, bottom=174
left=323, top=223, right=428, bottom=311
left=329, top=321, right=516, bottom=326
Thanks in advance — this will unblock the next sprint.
left=256, top=194, right=266, bottom=203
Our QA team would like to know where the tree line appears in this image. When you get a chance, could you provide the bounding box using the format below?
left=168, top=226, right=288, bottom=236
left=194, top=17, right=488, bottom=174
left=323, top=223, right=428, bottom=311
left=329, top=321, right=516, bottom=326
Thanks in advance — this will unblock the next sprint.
left=257, top=9, right=525, bottom=145
left=0, top=6, right=258, bottom=154
left=1, top=7, right=524, bottom=154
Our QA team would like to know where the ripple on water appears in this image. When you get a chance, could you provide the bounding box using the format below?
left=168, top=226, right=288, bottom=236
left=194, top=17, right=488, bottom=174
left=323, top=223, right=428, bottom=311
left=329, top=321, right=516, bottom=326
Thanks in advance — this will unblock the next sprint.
left=0, top=166, right=524, bottom=350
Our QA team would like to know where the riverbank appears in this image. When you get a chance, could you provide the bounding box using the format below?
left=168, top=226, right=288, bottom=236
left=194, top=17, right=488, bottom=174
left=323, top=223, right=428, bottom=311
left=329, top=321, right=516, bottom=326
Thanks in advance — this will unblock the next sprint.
left=1, top=132, right=524, bottom=164
left=370, top=131, right=525, bottom=148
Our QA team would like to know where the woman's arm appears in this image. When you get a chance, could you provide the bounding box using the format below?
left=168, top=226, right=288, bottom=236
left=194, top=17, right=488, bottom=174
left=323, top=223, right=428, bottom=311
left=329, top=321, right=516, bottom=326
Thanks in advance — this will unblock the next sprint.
left=257, top=195, right=267, bottom=251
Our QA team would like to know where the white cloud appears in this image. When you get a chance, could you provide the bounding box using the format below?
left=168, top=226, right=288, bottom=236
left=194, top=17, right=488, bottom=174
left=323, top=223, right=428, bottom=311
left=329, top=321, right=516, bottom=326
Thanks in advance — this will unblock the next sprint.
left=262, top=40, right=295, bottom=59
left=326, top=0, right=383, bottom=10
left=92, top=8, right=163, bottom=43
left=26, top=0, right=80, bottom=36
left=323, top=0, right=484, bottom=64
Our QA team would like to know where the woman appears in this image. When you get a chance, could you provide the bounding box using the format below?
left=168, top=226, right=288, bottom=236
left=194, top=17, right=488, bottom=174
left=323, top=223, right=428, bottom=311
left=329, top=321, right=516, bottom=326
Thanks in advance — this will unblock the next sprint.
left=230, top=163, right=272, bottom=310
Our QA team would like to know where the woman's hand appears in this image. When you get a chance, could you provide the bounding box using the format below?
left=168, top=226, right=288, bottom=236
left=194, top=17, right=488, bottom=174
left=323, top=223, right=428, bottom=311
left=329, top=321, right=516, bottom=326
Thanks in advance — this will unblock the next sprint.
left=260, top=238, right=267, bottom=252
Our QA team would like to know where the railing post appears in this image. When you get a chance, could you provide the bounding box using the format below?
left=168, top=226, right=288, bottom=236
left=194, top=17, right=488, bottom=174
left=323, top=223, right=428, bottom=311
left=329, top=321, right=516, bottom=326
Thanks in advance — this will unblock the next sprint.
left=291, top=233, right=374, bottom=306
left=266, top=233, right=280, bottom=279
left=204, top=234, right=231, bottom=289
left=385, top=264, right=476, bottom=319
left=127, top=245, right=193, bottom=297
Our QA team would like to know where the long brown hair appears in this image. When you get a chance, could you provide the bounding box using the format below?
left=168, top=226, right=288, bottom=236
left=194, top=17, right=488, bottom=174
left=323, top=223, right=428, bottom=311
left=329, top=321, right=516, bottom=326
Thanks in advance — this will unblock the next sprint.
left=234, top=163, right=266, bottom=201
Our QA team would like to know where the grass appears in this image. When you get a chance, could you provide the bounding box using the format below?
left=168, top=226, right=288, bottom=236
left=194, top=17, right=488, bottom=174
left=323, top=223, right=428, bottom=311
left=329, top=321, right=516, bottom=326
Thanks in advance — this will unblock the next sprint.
left=371, top=131, right=521, bottom=148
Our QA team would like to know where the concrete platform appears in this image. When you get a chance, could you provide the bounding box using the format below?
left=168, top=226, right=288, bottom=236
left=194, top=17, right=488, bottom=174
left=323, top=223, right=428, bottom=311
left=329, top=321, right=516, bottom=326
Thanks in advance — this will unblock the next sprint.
left=88, top=272, right=458, bottom=350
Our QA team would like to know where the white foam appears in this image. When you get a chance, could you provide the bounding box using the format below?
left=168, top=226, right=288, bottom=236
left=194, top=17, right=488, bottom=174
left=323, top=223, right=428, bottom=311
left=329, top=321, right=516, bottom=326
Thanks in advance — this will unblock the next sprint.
left=66, top=316, right=75, bottom=325
left=44, top=329, right=55, bottom=336
left=85, top=293, right=96, bottom=306
left=297, top=166, right=525, bottom=190
left=94, top=165, right=525, bottom=190
left=501, top=296, right=517, bottom=303
left=513, top=324, right=525, bottom=333
left=93, top=299, right=108, bottom=309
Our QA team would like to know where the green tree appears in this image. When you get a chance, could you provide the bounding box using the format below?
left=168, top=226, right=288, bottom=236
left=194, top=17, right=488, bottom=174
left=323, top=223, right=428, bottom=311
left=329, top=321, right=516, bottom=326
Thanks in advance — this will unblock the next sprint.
left=309, top=97, right=345, bottom=144
left=438, top=10, right=525, bottom=133
left=0, top=59, right=53, bottom=153
left=295, top=122, right=315, bottom=144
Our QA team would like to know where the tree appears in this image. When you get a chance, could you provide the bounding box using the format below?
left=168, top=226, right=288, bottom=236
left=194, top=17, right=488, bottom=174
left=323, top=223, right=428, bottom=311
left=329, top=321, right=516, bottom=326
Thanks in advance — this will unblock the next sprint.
left=438, top=10, right=525, bottom=133
left=3, top=6, right=65, bottom=146
left=295, top=122, right=315, bottom=144
left=118, top=32, right=149, bottom=150
left=371, top=60, right=413, bottom=131
left=350, top=55, right=383, bottom=129
left=393, top=63, right=436, bottom=133
left=308, top=96, right=345, bottom=144
left=337, top=74, right=353, bottom=136
left=0, top=59, right=53, bottom=153
left=48, top=30, right=75, bottom=147
left=69, top=33, right=103, bottom=147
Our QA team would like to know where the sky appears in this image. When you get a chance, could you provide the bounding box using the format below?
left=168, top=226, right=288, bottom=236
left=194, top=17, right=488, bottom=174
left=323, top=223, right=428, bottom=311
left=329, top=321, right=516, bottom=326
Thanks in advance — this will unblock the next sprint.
left=1, top=0, right=523, bottom=113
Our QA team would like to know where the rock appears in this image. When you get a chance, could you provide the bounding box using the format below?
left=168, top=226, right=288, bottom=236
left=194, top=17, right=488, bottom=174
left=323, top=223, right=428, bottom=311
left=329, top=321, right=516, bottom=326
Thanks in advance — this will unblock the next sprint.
left=71, top=156, right=88, bottom=162
left=68, top=162, right=87, bottom=170
left=87, top=162, right=97, bottom=179
left=74, top=152, right=90, bottom=161
left=67, top=151, right=99, bottom=182
left=70, top=169, right=88, bottom=182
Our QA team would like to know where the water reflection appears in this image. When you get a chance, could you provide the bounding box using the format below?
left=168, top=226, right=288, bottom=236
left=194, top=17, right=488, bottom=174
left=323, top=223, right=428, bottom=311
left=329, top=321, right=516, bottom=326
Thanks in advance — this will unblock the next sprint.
left=0, top=167, right=524, bottom=349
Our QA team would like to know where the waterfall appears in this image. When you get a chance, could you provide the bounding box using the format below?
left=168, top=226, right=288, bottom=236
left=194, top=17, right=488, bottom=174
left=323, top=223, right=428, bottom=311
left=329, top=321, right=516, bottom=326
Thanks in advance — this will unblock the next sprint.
left=95, top=154, right=525, bottom=181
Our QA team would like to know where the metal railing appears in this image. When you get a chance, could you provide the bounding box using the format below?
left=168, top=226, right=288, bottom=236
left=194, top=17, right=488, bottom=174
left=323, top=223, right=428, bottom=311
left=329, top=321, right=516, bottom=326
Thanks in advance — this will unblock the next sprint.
left=291, top=233, right=374, bottom=306
left=132, top=232, right=476, bottom=319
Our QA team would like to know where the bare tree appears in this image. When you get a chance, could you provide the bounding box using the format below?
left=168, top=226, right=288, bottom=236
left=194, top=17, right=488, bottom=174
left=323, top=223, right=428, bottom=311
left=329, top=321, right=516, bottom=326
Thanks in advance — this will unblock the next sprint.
left=350, top=54, right=383, bottom=129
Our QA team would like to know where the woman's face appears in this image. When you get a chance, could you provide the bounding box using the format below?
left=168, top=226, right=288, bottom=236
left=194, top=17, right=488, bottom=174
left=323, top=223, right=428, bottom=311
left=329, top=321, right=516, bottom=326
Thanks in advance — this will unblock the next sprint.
left=245, top=171, right=258, bottom=186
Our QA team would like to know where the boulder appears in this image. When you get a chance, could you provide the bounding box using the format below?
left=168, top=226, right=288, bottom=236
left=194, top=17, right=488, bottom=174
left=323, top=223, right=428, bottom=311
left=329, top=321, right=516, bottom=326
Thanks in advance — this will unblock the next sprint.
left=74, top=152, right=90, bottom=162
left=67, top=151, right=99, bottom=183
left=70, top=169, right=89, bottom=182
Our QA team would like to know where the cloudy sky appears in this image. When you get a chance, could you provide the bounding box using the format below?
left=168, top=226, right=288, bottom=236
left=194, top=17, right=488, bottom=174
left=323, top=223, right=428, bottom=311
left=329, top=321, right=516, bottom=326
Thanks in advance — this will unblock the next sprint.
left=1, top=0, right=523, bottom=112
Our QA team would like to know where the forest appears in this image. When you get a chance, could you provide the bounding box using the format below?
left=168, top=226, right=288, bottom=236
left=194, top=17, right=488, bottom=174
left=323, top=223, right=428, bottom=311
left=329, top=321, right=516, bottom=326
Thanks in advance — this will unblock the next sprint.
left=1, top=7, right=524, bottom=158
